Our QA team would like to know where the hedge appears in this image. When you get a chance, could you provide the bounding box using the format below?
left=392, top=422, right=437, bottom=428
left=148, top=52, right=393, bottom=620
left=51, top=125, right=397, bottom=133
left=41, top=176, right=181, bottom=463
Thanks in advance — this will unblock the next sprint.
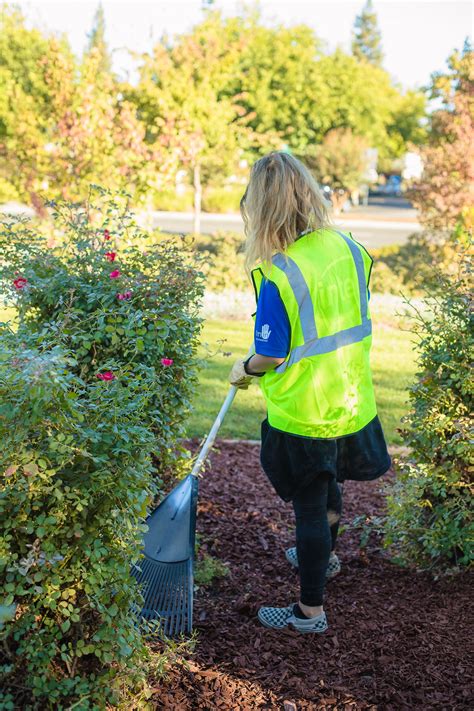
left=0, top=187, right=205, bottom=708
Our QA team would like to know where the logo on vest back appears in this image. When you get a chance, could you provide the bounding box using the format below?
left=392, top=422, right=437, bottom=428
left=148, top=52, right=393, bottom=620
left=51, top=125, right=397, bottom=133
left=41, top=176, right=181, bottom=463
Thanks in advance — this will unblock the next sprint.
left=256, top=324, right=271, bottom=341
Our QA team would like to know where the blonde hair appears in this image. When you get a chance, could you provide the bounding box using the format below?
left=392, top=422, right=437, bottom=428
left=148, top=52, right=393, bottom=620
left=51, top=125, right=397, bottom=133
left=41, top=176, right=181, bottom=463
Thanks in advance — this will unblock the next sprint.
left=241, top=151, right=331, bottom=272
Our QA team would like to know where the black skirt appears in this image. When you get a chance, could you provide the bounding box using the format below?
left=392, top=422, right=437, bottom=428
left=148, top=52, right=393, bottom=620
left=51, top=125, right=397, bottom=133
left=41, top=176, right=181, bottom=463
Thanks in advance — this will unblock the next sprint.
left=260, top=415, right=392, bottom=502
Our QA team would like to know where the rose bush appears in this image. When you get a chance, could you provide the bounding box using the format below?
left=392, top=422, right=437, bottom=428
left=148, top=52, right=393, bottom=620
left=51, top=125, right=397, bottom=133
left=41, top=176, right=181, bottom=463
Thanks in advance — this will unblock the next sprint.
left=0, top=332, right=159, bottom=707
left=0, top=186, right=206, bottom=483
left=0, top=188, right=204, bottom=707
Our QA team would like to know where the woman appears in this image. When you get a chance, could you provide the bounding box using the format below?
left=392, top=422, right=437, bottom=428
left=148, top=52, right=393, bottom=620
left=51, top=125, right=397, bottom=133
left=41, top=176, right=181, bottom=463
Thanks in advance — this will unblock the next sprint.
left=229, top=152, right=391, bottom=634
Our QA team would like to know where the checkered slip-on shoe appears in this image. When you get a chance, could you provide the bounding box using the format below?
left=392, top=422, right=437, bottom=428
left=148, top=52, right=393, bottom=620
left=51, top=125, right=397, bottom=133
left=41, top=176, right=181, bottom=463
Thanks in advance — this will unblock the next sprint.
left=257, top=603, right=328, bottom=634
left=285, top=549, right=341, bottom=579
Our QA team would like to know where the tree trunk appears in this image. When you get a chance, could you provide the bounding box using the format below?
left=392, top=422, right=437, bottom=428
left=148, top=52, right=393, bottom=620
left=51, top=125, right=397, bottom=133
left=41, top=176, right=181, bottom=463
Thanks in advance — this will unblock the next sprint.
left=193, top=163, right=202, bottom=235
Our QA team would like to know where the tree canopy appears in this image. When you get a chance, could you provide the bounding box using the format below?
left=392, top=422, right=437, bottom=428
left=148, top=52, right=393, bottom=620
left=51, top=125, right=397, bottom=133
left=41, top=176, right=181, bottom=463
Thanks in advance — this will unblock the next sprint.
left=410, top=41, right=473, bottom=231
left=0, top=4, right=427, bottom=213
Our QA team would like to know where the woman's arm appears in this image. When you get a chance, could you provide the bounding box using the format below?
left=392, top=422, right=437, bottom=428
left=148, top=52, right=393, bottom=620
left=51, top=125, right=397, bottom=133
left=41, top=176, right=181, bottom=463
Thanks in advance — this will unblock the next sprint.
left=244, top=353, right=285, bottom=374
left=229, top=352, right=285, bottom=389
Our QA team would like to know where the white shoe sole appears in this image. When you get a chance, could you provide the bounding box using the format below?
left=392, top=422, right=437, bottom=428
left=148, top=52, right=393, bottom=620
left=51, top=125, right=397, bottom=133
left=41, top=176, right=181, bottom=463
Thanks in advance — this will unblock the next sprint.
left=257, top=607, right=328, bottom=634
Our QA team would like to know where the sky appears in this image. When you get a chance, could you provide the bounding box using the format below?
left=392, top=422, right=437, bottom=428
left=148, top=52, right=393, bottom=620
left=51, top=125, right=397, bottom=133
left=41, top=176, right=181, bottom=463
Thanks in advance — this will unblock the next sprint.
left=13, top=0, right=474, bottom=90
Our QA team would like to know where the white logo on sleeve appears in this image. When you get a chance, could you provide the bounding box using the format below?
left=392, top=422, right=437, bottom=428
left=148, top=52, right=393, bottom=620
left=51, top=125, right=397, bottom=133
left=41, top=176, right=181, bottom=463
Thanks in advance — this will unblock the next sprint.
left=256, top=323, right=272, bottom=341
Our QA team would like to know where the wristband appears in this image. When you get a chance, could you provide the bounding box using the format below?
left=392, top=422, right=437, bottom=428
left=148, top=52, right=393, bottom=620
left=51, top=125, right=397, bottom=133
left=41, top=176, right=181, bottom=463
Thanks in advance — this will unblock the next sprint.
left=243, top=356, right=265, bottom=377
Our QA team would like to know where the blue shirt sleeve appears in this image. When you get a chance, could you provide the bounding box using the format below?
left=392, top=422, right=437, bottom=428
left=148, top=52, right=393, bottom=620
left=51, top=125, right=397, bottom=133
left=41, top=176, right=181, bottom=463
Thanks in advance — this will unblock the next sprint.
left=254, top=278, right=291, bottom=357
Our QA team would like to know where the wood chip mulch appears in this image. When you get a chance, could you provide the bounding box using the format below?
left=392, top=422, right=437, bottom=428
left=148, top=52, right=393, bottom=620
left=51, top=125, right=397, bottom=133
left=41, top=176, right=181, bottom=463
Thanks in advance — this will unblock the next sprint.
left=151, top=441, right=474, bottom=710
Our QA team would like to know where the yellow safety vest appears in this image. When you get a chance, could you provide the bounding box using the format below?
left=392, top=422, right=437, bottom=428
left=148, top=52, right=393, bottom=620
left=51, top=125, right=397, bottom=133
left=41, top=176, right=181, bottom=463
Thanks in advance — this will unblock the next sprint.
left=251, top=228, right=377, bottom=438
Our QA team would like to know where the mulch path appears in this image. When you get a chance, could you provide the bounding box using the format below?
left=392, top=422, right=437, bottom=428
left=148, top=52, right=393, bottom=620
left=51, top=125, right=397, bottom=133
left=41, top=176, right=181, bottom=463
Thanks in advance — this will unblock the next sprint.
left=151, top=441, right=474, bottom=710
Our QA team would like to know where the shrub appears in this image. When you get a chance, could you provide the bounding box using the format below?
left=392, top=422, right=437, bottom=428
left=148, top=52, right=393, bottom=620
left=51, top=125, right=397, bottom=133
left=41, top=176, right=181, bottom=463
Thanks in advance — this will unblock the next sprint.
left=369, top=245, right=409, bottom=296
left=0, top=188, right=205, bottom=707
left=370, top=232, right=468, bottom=296
left=0, top=332, right=158, bottom=707
left=201, top=185, right=243, bottom=213
left=153, top=187, right=194, bottom=212
left=384, top=238, right=473, bottom=569
left=194, top=231, right=248, bottom=292
left=0, top=187, right=206, bottom=483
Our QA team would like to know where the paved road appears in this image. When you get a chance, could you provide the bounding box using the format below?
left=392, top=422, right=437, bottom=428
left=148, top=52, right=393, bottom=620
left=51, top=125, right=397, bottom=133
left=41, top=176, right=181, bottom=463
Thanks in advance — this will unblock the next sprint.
left=2, top=197, right=420, bottom=250
left=143, top=209, right=420, bottom=250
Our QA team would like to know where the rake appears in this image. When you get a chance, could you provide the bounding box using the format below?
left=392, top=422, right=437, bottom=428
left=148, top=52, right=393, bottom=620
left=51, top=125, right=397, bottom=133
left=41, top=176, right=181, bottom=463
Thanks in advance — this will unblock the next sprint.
left=131, top=381, right=242, bottom=637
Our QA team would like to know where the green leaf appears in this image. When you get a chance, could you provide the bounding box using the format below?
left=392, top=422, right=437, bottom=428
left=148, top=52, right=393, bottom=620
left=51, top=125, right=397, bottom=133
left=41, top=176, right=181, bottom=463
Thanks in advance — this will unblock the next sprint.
left=60, top=619, right=71, bottom=633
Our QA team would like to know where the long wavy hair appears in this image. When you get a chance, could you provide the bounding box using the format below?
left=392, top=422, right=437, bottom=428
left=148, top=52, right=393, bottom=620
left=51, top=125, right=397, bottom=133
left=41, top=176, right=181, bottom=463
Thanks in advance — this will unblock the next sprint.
left=240, top=151, right=331, bottom=272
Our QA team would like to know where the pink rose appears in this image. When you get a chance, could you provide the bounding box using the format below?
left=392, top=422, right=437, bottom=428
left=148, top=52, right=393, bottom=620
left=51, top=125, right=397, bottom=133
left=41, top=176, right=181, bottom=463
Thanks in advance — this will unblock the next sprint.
left=109, top=270, right=121, bottom=279
left=96, top=371, right=115, bottom=381
left=161, top=358, right=174, bottom=367
left=13, top=277, right=28, bottom=290
left=105, top=252, right=116, bottom=262
left=117, top=290, right=132, bottom=300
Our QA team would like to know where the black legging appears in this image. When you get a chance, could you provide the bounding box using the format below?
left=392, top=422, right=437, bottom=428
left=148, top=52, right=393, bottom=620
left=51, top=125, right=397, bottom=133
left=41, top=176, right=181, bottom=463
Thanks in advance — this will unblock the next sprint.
left=292, top=473, right=343, bottom=607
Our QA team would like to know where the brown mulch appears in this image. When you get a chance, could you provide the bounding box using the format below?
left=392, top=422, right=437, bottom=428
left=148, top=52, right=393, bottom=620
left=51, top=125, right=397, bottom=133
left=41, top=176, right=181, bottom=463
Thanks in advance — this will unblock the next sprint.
left=151, top=441, right=474, bottom=710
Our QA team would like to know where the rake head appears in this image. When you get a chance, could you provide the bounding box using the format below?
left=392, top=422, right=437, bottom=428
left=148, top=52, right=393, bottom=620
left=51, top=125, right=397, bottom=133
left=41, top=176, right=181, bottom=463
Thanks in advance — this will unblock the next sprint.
left=131, top=473, right=198, bottom=637
left=131, top=557, right=193, bottom=637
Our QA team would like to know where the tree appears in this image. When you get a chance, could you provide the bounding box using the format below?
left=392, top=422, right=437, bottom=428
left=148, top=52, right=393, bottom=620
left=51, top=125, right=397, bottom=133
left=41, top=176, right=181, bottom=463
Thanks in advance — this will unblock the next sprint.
left=0, top=6, right=175, bottom=213
left=222, top=17, right=326, bottom=155
left=383, top=89, right=427, bottom=167
left=352, top=0, right=383, bottom=67
left=85, top=2, right=111, bottom=75
left=306, top=128, right=369, bottom=211
left=0, top=5, right=427, bottom=214
left=410, top=42, right=474, bottom=232
left=130, top=14, right=260, bottom=231
left=0, top=6, right=76, bottom=212
left=217, top=14, right=422, bottom=164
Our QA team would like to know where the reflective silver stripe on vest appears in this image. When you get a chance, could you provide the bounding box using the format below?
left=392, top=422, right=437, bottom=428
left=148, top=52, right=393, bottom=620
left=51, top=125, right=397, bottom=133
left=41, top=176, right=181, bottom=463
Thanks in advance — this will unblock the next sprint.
left=273, top=231, right=371, bottom=374
left=274, top=319, right=372, bottom=372
left=335, top=231, right=369, bottom=321
left=272, top=253, right=318, bottom=342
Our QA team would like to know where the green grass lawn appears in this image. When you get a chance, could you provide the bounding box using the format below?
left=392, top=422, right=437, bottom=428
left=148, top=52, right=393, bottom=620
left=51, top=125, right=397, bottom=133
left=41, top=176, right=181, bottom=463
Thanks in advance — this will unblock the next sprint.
left=186, top=316, right=418, bottom=446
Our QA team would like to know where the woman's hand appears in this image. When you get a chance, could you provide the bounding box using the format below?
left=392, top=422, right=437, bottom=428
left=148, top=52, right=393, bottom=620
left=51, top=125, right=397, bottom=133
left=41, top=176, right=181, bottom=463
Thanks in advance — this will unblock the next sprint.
left=228, top=354, right=286, bottom=389
left=229, top=359, right=253, bottom=389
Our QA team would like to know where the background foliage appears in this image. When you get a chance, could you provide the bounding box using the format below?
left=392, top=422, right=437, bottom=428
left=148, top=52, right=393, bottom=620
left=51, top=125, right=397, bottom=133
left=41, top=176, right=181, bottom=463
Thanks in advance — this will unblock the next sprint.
left=0, top=4, right=427, bottom=213
left=409, top=41, right=473, bottom=234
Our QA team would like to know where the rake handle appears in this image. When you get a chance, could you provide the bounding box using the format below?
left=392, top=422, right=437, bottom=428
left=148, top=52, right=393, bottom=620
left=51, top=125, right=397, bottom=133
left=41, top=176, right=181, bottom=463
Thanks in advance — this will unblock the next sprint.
left=190, top=346, right=254, bottom=478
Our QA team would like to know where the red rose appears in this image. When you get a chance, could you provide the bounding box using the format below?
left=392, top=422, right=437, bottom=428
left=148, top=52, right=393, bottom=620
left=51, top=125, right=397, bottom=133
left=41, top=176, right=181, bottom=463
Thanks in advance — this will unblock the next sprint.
left=105, top=252, right=116, bottom=262
left=161, top=358, right=174, bottom=366
left=104, top=229, right=111, bottom=240
left=96, top=371, right=115, bottom=381
left=13, top=277, right=28, bottom=290
left=109, top=270, right=121, bottom=279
